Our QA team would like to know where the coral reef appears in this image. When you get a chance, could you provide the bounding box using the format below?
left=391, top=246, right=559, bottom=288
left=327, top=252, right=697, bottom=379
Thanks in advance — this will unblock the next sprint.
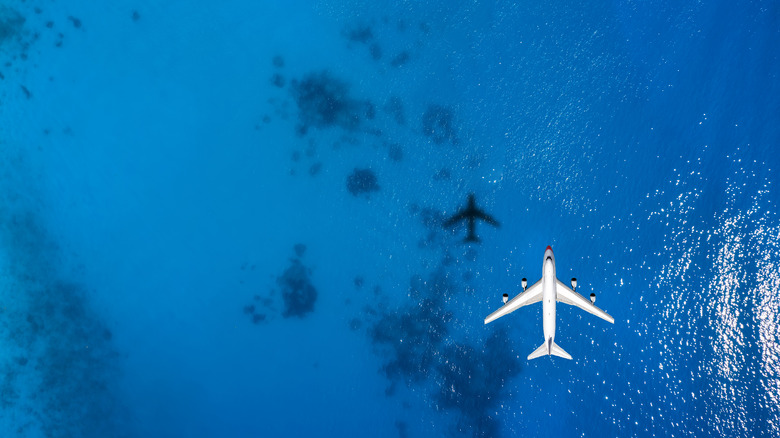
left=0, top=6, right=24, bottom=45
left=243, top=245, right=317, bottom=322
left=278, top=259, right=318, bottom=318
left=384, top=96, right=406, bottom=125
left=362, top=268, right=522, bottom=437
left=342, top=24, right=374, bottom=43
left=346, top=168, right=380, bottom=197
left=390, top=51, right=410, bottom=68
left=387, top=143, right=404, bottom=162
left=369, top=43, right=382, bottom=60
left=290, top=71, right=373, bottom=135
left=0, top=210, right=127, bottom=437
left=422, top=104, right=458, bottom=145
left=271, top=73, right=285, bottom=88
left=435, top=329, right=521, bottom=437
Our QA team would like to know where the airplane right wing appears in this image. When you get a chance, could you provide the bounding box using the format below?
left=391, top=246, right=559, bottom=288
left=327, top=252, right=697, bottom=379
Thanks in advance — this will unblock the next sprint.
left=484, top=279, right=542, bottom=324
left=555, top=279, right=615, bottom=324
left=474, top=209, right=500, bottom=227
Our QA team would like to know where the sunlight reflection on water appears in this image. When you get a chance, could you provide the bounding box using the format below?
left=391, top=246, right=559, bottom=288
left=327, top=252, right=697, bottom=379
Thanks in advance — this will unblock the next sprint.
left=652, top=164, right=780, bottom=435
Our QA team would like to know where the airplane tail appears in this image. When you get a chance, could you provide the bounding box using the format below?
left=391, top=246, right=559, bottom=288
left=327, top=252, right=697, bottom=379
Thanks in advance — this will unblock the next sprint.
left=464, top=235, right=481, bottom=243
left=527, top=340, right=573, bottom=360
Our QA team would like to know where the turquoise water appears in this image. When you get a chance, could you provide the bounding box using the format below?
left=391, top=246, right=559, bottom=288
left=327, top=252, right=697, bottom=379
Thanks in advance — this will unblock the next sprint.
left=1, top=1, right=778, bottom=437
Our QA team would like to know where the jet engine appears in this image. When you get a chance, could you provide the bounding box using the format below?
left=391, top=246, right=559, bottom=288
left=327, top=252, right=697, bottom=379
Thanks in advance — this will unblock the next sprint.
left=521, top=278, right=527, bottom=291
left=589, top=293, right=596, bottom=304
left=571, top=278, right=577, bottom=290
left=502, top=293, right=509, bottom=304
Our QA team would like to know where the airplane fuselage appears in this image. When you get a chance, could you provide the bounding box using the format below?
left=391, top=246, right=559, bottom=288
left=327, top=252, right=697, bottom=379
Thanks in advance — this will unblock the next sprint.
left=542, top=246, right=556, bottom=354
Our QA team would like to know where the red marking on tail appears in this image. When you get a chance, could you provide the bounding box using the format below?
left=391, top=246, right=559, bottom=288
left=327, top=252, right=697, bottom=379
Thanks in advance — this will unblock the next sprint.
left=546, top=245, right=552, bottom=251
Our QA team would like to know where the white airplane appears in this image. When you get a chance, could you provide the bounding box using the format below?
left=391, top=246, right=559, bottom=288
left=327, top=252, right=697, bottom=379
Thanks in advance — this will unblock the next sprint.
left=484, top=246, right=614, bottom=360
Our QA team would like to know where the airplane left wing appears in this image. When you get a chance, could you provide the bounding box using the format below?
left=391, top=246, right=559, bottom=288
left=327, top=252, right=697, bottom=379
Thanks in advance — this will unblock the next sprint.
left=555, top=279, right=615, bottom=324
left=443, top=210, right=467, bottom=226
left=484, top=279, right=542, bottom=324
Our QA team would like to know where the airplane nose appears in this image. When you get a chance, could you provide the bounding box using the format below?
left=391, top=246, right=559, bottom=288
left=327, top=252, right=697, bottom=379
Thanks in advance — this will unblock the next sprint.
left=546, top=245, right=552, bottom=251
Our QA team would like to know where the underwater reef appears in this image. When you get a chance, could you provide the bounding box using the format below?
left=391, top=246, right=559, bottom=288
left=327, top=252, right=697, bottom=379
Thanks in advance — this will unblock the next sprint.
left=434, top=329, right=521, bottom=437
left=0, top=210, right=127, bottom=438
left=422, top=104, right=458, bottom=145
left=278, top=258, right=318, bottom=318
left=385, top=96, right=406, bottom=126
left=346, top=168, right=380, bottom=197
left=290, top=71, right=374, bottom=135
left=342, top=23, right=374, bottom=44
left=244, top=244, right=318, bottom=322
left=362, top=268, right=522, bottom=437
left=0, top=6, right=25, bottom=45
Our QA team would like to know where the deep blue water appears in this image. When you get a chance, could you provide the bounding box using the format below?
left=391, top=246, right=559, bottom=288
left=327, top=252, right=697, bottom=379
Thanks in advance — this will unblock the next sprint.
left=1, top=1, right=778, bottom=437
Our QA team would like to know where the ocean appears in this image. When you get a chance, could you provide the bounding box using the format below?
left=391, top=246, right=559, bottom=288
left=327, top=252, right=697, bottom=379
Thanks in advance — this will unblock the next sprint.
left=0, top=0, right=778, bottom=437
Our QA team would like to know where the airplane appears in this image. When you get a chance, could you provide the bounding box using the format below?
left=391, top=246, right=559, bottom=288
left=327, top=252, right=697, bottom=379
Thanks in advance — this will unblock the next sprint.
left=443, top=193, right=500, bottom=243
left=484, top=246, right=614, bottom=360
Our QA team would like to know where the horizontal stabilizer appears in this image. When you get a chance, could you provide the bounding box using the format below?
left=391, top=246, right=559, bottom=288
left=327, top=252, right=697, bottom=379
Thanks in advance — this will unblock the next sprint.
left=527, top=343, right=548, bottom=360
left=527, top=340, right=572, bottom=360
left=550, top=341, right=572, bottom=360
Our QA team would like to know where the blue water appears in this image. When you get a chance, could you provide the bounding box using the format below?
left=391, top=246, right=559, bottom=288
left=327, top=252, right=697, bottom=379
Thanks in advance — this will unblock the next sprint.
left=1, top=1, right=778, bottom=437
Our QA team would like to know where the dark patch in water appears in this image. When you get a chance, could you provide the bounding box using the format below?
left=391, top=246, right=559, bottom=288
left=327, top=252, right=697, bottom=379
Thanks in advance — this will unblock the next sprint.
left=396, top=420, right=409, bottom=438
left=385, top=96, right=405, bottom=125
left=308, top=162, right=322, bottom=176
left=433, top=168, right=451, bottom=181
left=271, top=73, right=285, bottom=88
left=360, top=267, right=521, bottom=436
left=408, top=204, right=450, bottom=249
left=0, top=210, right=127, bottom=436
left=342, top=24, right=374, bottom=43
left=369, top=42, right=382, bottom=60
left=346, top=168, right=380, bottom=197
left=278, top=259, right=317, bottom=318
left=387, top=143, right=403, bottom=162
left=368, top=270, right=454, bottom=385
left=290, top=71, right=372, bottom=135
left=244, top=245, right=315, bottom=322
left=417, top=206, right=447, bottom=230
left=0, top=7, right=25, bottom=44
left=422, top=104, right=457, bottom=145
left=67, top=16, right=82, bottom=28
left=390, top=51, right=410, bottom=67
left=435, top=329, right=521, bottom=437
left=363, top=101, right=376, bottom=120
